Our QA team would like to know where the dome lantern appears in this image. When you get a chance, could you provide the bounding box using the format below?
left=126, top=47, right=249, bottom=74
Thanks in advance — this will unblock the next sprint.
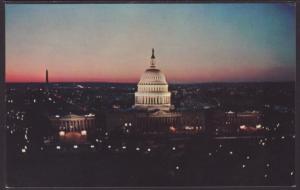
left=150, top=48, right=156, bottom=68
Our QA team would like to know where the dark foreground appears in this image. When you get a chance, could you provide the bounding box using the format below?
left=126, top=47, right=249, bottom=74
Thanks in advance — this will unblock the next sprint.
left=7, top=135, right=295, bottom=187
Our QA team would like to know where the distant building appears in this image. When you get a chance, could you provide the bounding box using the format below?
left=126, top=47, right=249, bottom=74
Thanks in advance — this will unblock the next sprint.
left=133, top=48, right=172, bottom=111
left=207, top=110, right=262, bottom=135
left=105, top=49, right=205, bottom=135
left=105, top=110, right=205, bottom=135
left=236, top=111, right=261, bottom=126
left=49, top=113, right=96, bottom=144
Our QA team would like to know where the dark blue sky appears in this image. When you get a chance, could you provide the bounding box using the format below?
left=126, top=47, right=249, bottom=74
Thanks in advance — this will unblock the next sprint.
left=6, top=3, right=296, bottom=83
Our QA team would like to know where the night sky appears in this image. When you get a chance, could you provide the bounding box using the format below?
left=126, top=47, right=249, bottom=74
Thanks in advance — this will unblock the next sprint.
left=5, top=3, right=296, bottom=83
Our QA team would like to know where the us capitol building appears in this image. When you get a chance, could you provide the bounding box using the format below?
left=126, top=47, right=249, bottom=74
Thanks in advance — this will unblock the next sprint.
left=133, top=49, right=172, bottom=111
left=105, top=49, right=205, bottom=134
left=47, top=49, right=262, bottom=141
left=46, top=49, right=260, bottom=143
left=48, top=49, right=204, bottom=144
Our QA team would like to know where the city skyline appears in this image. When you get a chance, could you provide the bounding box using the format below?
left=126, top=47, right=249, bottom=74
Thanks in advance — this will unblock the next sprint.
left=6, top=3, right=296, bottom=83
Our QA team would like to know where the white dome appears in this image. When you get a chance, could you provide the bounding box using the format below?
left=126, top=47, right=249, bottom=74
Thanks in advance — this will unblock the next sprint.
left=133, top=49, right=172, bottom=111
left=138, top=68, right=167, bottom=85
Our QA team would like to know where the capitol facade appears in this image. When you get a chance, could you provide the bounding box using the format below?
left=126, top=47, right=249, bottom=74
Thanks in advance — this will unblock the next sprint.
left=133, top=48, right=172, bottom=111
left=104, top=49, right=205, bottom=135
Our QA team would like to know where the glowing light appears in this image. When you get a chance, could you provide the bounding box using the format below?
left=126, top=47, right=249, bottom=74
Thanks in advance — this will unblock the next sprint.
left=172, top=147, right=176, bottom=151
left=246, top=156, right=250, bottom=160
left=85, top=113, right=95, bottom=117
left=256, top=124, right=262, bottom=129
left=73, top=145, right=78, bottom=149
left=55, top=115, right=60, bottom=118
left=184, top=126, right=194, bottom=130
left=169, top=126, right=176, bottom=132
left=136, top=147, right=140, bottom=151
left=242, top=164, right=246, bottom=168
left=90, top=145, right=95, bottom=149
left=240, top=125, right=246, bottom=130
left=290, top=171, right=294, bottom=176
left=59, top=131, right=65, bottom=136
left=56, top=146, right=61, bottom=150
left=264, top=174, right=268, bottom=178
left=208, top=152, right=212, bottom=156
left=108, top=145, right=111, bottom=149
left=125, top=123, right=128, bottom=126
left=147, top=148, right=151, bottom=152
left=281, top=136, right=285, bottom=139
left=21, top=148, right=26, bottom=153
left=175, top=166, right=180, bottom=170
left=105, top=132, right=108, bottom=136
left=81, top=130, right=87, bottom=136
left=122, top=146, right=127, bottom=150
left=266, top=163, right=270, bottom=167
left=229, top=151, right=233, bottom=155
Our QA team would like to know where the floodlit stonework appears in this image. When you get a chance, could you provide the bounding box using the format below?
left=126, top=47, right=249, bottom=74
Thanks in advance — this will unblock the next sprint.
left=133, top=49, right=172, bottom=111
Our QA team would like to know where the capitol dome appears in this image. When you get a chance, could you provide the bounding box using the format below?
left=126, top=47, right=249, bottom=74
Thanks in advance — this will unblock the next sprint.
left=138, top=68, right=167, bottom=85
left=133, top=49, right=172, bottom=111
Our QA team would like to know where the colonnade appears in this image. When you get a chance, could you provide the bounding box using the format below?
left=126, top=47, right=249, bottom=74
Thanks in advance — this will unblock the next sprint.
left=135, top=95, right=170, bottom=105
left=56, top=119, right=95, bottom=132
left=138, top=85, right=168, bottom=92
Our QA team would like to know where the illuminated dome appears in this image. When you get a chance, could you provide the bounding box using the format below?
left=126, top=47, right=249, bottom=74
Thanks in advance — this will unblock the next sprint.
left=133, top=49, right=172, bottom=111
left=138, top=68, right=167, bottom=85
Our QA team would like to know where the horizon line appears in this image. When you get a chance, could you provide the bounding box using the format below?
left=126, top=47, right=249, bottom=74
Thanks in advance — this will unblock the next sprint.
left=5, top=80, right=295, bottom=84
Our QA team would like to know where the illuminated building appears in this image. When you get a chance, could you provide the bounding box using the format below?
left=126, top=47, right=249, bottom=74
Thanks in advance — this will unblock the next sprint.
left=133, top=48, right=172, bottom=111
left=105, top=49, right=205, bottom=135
left=206, top=110, right=262, bottom=135
left=49, top=113, right=96, bottom=143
